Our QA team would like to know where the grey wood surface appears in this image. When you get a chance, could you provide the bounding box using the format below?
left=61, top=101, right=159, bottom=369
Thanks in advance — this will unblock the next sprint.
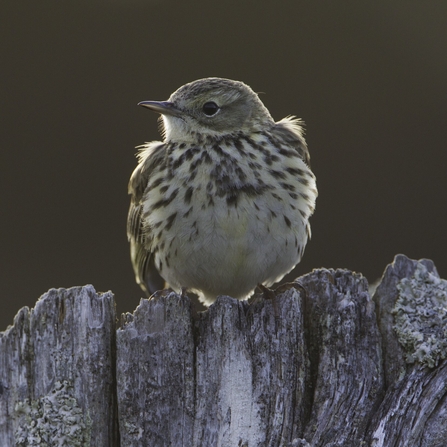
left=1, top=255, right=446, bottom=446
left=0, top=285, right=119, bottom=446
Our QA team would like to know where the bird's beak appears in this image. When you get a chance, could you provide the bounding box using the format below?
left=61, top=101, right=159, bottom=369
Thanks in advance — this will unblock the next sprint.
left=138, top=100, right=181, bottom=117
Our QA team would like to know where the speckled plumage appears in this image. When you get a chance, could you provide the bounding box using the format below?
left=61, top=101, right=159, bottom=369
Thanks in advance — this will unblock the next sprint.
left=128, top=78, right=317, bottom=305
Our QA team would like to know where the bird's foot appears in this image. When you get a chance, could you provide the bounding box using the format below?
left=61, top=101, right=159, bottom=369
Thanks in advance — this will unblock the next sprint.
left=274, top=280, right=307, bottom=299
left=149, top=288, right=174, bottom=300
left=257, top=284, right=276, bottom=300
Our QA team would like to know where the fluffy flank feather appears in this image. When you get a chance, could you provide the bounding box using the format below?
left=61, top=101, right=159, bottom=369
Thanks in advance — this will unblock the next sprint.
left=276, top=115, right=306, bottom=138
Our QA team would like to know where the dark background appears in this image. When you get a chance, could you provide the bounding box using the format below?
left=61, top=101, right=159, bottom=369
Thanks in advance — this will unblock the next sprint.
left=1, top=0, right=446, bottom=330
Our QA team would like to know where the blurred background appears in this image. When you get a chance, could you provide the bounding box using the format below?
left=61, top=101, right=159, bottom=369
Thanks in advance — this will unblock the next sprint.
left=1, top=0, right=446, bottom=330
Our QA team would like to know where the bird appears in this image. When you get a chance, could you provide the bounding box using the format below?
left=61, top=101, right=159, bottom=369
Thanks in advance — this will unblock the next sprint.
left=127, top=77, right=317, bottom=306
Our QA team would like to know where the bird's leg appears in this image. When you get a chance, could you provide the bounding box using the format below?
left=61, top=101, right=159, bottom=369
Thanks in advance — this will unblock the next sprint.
left=257, top=284, right=276, bottom=300
left=180, top=287, right=188, bottom=299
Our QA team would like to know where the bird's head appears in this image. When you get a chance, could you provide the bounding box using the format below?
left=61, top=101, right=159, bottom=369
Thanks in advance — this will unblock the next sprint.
left=138, top=77, right=274, bottom=142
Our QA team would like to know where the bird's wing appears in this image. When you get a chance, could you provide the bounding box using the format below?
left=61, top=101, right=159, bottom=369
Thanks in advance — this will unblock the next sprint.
left=273, top=116, right=311, bottom=166
left=127, top=142, right=166, bottom=295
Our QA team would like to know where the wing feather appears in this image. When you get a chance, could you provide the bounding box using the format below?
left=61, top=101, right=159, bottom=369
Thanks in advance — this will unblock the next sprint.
left=127, top=142, right=166, bottom=295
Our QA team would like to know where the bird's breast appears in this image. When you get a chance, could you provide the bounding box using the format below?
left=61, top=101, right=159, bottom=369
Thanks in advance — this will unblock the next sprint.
left=141, top=135, right=316, bottom=300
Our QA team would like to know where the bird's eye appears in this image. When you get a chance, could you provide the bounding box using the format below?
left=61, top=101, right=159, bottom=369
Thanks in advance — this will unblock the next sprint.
left=202, top=101, right=220, bottom=116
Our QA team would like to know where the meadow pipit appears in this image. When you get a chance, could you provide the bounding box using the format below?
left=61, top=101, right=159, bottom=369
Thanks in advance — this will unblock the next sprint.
left=128, top=77, right=317, bottom=305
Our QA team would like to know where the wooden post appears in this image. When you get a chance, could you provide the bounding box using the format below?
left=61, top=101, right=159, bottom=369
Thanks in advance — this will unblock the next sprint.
left=0, top=285, right=119, bottom=446
left=1, top=255, right=446, bottom=446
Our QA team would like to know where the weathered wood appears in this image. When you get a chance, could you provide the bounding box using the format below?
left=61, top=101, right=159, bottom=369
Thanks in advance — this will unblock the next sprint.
left=373, top=254, right=439, bottom=388
left=0, top=285, right=119, bottom=447
left=299, top=269, right=384, bottom=446
left=193, top=290, right=308, bottom=446
left=116, top=293, right=195, bottom=447
left=366, top=255, right=447, bottom=446
left=1, top=255, right=447, bottom=446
